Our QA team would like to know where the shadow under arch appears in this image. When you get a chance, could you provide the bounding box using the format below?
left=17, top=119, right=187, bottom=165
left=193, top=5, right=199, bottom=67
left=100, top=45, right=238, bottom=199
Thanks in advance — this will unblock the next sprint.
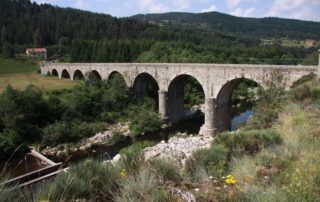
left=89, top=70, right=102, bottom=80
left=73, top=70, right=84, bottom=80
left=216, top=78, right=261, bottom=132
left=167, top=74, right=205, bottom=123
left=61, top=69, right=70, bottom=79
left=51, top=69, right=58, bottom=77
left=107, top=71, right=128, bottom=89
left=132, top=72, right=160, bottom=107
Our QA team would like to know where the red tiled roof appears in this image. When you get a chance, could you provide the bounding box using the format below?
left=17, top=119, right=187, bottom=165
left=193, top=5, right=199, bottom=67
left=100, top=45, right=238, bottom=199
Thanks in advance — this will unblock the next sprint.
left=26, top=48, right=47, bottom=53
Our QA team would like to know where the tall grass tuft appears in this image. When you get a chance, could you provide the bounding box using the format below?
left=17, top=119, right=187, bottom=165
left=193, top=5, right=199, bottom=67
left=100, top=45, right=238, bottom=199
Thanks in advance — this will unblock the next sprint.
left=112, top=168, right=171, bottom=202
left=185, top=144, right=228, bottom=180
left=149, top=158, right=183, bottom=182
left=34, top=159, right=119, bottom=201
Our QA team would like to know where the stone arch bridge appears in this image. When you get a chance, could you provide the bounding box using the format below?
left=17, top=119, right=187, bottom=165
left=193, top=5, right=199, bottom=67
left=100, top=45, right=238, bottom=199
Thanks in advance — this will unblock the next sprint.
left=41, top=63, right=318, bottom=136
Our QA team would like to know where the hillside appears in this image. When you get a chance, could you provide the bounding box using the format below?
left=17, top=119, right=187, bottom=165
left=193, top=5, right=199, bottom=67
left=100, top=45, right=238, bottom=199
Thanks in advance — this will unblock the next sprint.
left=0, top=0, right=318, bottom=65
left=131, top=12, right=320, bottom=40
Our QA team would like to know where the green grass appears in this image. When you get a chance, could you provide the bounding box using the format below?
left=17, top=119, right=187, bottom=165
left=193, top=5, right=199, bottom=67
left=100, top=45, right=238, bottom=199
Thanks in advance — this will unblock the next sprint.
left=0, top=56, right=39, bottom=74
left=0, top=56, right=78, bottom=92
left=0, top=73, right=78, bottom=92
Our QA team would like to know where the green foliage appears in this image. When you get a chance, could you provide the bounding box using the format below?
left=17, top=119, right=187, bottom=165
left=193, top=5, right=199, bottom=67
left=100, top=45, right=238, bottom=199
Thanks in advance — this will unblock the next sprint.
left=185, top=144, right=228, bottom=179
left=42, top=121, right=105, bottom=146
left=216, top=130, right=282, bottom=156
left=120, top=140, right=156, bottom=156
left=245, top=71, right=288, bottom=129
left=133, top=12, right=320, bottom=40
left=231, top=79, right=260, bottom=117
left=290, top=78, right=320, bottom=104
left=0, top=85, right=49, bottom=159
left=129, top=107, right=162, bottom=136
left=291, top=73, right=316, bottom=88
left=184, top=77, right=204, bottom=106
left=150, top=158, right=183, bottom=182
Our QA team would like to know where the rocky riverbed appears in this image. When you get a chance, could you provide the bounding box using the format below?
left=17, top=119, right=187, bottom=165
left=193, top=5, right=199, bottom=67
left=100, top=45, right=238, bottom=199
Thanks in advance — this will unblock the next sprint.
left=106, top=132, right=214, bottom=166
left=143, top=133, right=214, bottom=165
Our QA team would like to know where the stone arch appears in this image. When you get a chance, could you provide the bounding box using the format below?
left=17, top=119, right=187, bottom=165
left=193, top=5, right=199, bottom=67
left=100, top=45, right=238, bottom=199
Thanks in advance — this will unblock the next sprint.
left=133, top=72, right=159, bottom=96
left=107, top=71, right=130, bottom=87
left=167, top=74, right=205, bottom=122
left=89, top=70, right=102, bottom=80
left=73, top=70, right=85, bottom=80
left=61, top=69, right=71, bottom=79
left=106, top=71, right=128, bottom=88
left=215, top=78, right=261, bottom=132
left=51, top=69, right=58, bottom=77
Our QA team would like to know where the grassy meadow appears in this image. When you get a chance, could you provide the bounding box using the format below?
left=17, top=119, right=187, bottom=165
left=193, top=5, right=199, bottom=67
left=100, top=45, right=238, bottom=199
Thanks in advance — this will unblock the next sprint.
left=0, top=56, right=77, bottom=92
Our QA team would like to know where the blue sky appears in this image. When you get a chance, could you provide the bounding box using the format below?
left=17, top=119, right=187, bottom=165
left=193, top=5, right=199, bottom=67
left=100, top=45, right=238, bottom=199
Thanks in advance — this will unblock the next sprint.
left=32, top=0, right=320, bottom=21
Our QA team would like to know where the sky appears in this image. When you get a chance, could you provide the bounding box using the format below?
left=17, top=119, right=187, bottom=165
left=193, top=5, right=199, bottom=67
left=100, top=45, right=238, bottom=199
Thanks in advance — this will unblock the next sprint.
left=32, top=0, right=320, bottom=21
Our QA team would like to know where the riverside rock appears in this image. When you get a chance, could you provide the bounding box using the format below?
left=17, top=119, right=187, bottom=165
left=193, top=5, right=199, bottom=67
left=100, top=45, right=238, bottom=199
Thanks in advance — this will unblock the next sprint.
left=41, top=122, right=131, bottom=161
left=143, top=134, right=213, bottom=165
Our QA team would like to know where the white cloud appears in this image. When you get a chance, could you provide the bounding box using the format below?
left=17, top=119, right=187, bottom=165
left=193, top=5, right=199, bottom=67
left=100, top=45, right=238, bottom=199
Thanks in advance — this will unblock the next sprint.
left=266, top=0, right=320, bottom=20
left=227, top=0, right=243, bottom=8
left=173, top=0, right=191, bottom=11
left=201, top=4, right=217, bottom=13
left=231, top=7, right=255, bottom=17
left=138, top=0, right=169, bottom=13
left=74, top=0, right=90, bottom=9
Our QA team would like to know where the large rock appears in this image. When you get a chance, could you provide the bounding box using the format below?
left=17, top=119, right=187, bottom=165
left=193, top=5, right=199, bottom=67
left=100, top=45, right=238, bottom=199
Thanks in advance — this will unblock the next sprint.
left=143, top=134, right=213, bottom=165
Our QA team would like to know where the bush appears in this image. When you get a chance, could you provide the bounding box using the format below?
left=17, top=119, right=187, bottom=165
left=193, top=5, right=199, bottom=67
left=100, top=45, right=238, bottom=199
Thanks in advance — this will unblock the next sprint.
left=245, top=71, right=288, bottom=129
left=42, top=121, right=106, bottom=146
left=150, top=158, right=183, bottom=182
left=291, top=83, right=311, bottom=101
left=215, top=130, right=282, bottom=156
left=185, top=144, right=228, bottom=179
left=129, top=109, right=162, bottom=136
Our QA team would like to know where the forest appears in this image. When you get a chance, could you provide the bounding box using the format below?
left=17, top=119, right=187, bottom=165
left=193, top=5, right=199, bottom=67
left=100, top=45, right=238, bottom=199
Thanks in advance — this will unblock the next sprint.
left=0, top=0, right=319, bottom=64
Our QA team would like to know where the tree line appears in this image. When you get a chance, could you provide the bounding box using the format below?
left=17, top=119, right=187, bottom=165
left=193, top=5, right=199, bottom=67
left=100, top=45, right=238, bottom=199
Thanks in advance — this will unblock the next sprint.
left=0, top=0, right=318, bottom=64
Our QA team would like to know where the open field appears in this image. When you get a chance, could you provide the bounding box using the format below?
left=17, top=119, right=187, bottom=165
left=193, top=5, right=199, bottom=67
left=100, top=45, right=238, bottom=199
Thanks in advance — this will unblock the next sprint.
left=0, top=56, right=39, bottom=74
left=261, top=38, right=319, bottom=48
left=0, top=56, right=78, bottom=92
left=0, top=73, right=78, bottom=92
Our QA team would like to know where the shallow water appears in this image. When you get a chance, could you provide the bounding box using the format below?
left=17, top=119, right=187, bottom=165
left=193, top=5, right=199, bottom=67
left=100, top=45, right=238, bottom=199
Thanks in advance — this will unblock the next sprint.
left=231, top=110, right=253, bottom=131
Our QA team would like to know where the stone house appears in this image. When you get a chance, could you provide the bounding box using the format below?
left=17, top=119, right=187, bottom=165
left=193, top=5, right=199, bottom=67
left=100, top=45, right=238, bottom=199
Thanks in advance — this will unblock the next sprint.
left=26, top=48, right=47, bottom=60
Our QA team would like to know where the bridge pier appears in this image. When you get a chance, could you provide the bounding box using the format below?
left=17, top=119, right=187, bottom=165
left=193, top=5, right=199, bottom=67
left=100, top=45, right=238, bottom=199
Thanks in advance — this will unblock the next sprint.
left=215, top=101, right=232, bottom=132
left=200, top=97, right=218, bottom=136
left=158, top=90, right=169, bottom=121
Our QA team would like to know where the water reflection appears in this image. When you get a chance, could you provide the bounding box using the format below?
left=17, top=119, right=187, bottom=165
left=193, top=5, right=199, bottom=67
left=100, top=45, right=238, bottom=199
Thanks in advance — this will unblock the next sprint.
left=231, top=110, right=253, bottom=131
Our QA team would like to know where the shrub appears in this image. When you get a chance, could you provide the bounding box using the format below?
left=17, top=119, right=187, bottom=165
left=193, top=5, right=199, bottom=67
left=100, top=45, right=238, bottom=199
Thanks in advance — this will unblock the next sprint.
left=291, top=83, right=311, bottom=101
left=149, top=158, right=183, bottom=182
left=291, top=73, right=316, bottom=88
left=185, top=144, right=228, bottom=179
left=215, top=130, right=282, bottom=156
left=129, top=109, right=162, bottom=136
left=42, top=121, right=106, bottom=146
left=108, top=130, right=127, bottom=145
left=245, top=70, right=288, bottom=129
